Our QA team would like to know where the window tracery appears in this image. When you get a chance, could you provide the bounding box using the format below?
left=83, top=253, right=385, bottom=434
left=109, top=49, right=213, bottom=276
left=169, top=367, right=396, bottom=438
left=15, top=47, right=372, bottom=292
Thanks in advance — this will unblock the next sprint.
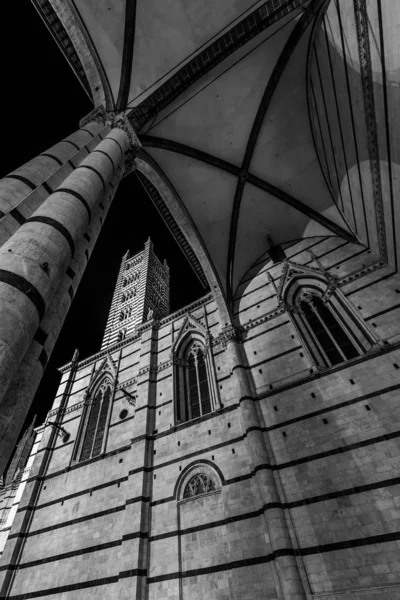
left=173, top=328, right=219, bottom=424
left=77, top=377, right=113, bottom=462
left=183, top=473, right=216, bottom=499
left=284, top=279, right=377, bottom=369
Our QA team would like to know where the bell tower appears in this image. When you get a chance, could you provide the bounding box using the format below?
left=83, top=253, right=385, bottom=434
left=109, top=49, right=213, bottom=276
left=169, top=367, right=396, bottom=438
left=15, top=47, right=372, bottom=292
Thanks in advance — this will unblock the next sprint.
left=101, top=238, right=170, bottom=349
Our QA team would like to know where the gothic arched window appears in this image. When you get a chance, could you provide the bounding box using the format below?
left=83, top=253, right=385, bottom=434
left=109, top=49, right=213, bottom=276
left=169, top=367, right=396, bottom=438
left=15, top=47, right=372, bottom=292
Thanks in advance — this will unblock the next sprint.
left=287, top=283, right=377, bottom=369
left=77, top=378, right=113, bottom=462
left=300, top=295, right=359, bottom=366
left=174, top=337, right=218, bottom=424
left=183, top=473, right=216, bottom=499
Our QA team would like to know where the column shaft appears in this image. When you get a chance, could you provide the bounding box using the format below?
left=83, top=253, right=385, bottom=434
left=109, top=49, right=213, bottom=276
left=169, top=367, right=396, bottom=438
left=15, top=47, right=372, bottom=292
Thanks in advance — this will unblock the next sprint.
left=0, top=121, right=106, bottom=215
left=0, top=165, right=124, bottom=475
left=0, top=126, right=130, bottom=427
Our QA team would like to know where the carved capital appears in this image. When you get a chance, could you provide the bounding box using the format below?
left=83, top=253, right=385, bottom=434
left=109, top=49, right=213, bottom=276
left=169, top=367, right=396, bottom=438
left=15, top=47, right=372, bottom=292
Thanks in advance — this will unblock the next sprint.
left=219, top=325, right=242, bottom=348
left=106, top=113, right=141, bottom=150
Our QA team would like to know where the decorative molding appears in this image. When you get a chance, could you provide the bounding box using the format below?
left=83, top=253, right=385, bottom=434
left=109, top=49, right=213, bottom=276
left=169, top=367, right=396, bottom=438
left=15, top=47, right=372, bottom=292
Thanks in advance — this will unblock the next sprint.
left=79, top=105, right=108, bottom=128
left=117, top=377, right=137, bottom=390
left=338, top=260, right=386, bottom=287
left=353, top=0, right=387, bottom=260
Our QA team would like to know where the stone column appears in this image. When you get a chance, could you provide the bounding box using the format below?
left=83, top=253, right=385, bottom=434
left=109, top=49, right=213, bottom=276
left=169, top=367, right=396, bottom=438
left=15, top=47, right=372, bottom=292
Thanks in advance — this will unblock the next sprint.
left=222, top=327, right=308, bottom=600
left=0, top=109, right=139, bottom=471
left=0, top=160, right=125, bottom=476
left=0, top=116, right=108, bottom=246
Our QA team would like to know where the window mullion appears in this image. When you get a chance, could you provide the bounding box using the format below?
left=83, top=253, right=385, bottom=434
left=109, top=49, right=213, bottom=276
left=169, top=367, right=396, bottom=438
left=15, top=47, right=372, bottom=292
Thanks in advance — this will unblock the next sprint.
left=195, top=355, right=203, bottom=417
left=312, top=303, right=347, bottom=362
left=89, top=390, right=104, bottom=459
left=297, top=309, right=330, bottom=368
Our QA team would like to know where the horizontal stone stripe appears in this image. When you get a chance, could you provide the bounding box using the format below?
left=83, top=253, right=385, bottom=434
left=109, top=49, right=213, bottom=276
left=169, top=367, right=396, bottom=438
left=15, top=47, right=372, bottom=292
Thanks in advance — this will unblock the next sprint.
left=327, top=248, right=368, bottom=270
left=259, top=339, right=400, bottom=398
left=365, top=302, right=400, bottom=321
left=0, top=539, right=122, bottom=572
left=10, top=208, right=26, bottom=224
left=153, top=403, right=239, bottom=440
left=105, top=136, right=124, bottom=156
left=0, top=269, right=45, bottom=320
left=35, top=439, right=74, bottom=455
left=39, top=153, right=63, bottom=166
left=148, top=530, right=400, bottom=584
left=56, top=187, right=92, bottom=222
left=237, top=280, right=272, bottom=301
left=345, top=271, right=395, bottom=296
left=275, top=427, right=400, bottom=471
left=33, top=327, right=48, bottom=346
left=38, top=348, right=48, bottom=369
left=151, top=509, right=261, bottom=543
left=244, top=320, right=290, bottom=342
left=234, top=294, right=275, bottom=315
left=80, top=127, right=95, bottom=138
left=26, top=216, right=75, bottom=257
left=4, top=174, right=36, bottom=190
left=41, top=182, right=52, bottom=195
left=7, top=529, right=400, bottom=597
left=9, top=505, right=125, bottom=540
left=62, top=139, right=80, bottom=151
left=143, top=434, right=246, bottom=474
left=218, top=346, right=302, bottom=383
left=137, top=372, right=172, bottom=386
left=91, top=149, right=116, bottom=171
left=74, top=164, right=106, bottom=192
left=18, top=476, right=129, bottom=513
left=246, top=346, right=302, bottom=370
left=264, top=381, right=400, bottom=432
left=26, top=444, right=131, bottom=484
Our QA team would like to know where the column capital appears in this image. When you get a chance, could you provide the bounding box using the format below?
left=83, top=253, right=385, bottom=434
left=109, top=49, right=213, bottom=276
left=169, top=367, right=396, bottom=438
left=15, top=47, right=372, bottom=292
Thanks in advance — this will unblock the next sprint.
left=80, top=107, right=141, bottom=150
left=106, top=112, right=141, bottom=150
left=219, top=324, right=243, bottom=347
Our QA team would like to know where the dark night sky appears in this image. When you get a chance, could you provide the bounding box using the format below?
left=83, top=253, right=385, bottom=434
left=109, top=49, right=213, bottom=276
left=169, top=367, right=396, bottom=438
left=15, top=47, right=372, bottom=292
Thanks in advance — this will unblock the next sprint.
left=1, top=2, right=206, bottom=427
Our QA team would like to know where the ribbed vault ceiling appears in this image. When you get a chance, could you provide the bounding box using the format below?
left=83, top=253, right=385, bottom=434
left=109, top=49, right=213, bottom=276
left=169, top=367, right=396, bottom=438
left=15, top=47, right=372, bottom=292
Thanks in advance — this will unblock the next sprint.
left=36, top=0, right=384, bottom=308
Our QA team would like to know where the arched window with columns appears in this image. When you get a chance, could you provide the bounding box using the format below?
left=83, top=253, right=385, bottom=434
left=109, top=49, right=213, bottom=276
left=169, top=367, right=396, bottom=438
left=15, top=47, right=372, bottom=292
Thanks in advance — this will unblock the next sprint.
left=172, top=316, right=220, bottom=424
left=281, top=265, right=380, bottom=369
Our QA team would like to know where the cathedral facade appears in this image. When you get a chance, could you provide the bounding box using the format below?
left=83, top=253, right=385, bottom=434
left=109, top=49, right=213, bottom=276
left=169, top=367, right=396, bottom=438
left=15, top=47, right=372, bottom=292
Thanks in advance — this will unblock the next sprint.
left=1, top=236, right=400, bottom=599
left=0, top=0, right=400, bottom=597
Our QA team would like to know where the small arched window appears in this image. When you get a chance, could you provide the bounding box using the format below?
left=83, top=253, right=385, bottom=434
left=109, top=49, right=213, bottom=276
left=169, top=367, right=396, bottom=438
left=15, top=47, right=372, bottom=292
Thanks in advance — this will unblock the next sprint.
left=76, top=378, right=113, bottom=462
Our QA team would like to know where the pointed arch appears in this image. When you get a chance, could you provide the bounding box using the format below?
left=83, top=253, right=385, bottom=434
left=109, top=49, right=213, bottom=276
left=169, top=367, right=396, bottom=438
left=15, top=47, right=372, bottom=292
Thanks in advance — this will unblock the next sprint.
left=279, top=260, right=381, bottom=369
left=72, top=357, right=117, bottom=463
left=172, top=314, right=221, bottom=424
